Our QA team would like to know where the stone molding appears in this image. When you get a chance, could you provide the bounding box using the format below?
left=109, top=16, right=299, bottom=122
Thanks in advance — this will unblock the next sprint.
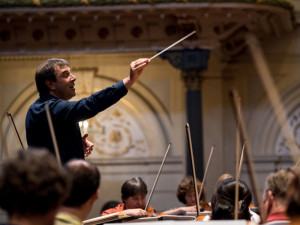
left=0, top=3, right=293, bottom=58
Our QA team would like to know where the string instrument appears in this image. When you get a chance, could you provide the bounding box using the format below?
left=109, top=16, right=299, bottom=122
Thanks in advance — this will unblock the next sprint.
left=200, top=200, right=211, bottom=211
left=194, top=201, right=212, bottom=221
left=145, top=205, right=156, bottom=216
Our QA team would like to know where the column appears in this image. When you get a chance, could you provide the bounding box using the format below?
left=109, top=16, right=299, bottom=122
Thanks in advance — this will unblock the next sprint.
left=160, top=49, right=210, bottom=179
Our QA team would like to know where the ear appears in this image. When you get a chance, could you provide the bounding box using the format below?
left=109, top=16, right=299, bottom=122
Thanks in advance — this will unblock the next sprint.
left=266, top=190, right=274, bottom=212
left=267, top=190, right=274, bottom=201
left=89, top=189, right=99, bottom=205
left=46, top=80, right=55, bottom=91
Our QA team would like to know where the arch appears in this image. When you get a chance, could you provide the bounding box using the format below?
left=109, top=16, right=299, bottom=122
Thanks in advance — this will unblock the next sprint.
left=1, top=73, right=172, bottom=159
left=248, top=79, right=300, bottom=156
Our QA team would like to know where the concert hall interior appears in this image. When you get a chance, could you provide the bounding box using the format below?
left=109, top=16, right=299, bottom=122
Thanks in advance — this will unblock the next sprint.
left=0, top=0, right=300, bottom=223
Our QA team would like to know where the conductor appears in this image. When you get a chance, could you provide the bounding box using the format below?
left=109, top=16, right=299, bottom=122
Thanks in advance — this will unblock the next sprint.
left=26, top=58, right=149, bottom=163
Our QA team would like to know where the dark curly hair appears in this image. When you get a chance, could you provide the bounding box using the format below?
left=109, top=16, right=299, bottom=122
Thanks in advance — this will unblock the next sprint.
left=176, top=176, right=205, bottom=204
left=0, top=148, right=69, bottom=217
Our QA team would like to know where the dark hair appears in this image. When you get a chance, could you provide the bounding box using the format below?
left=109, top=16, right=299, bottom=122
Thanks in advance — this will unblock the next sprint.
left=101, top=200, right=121, bottom=214
left=211, top=178, right=252, bottom=220
left=121, top=177, right=147, bottom=201
left=35, top=58, right=69, bottom=94
left=176, top=176, right=205, bottom=204
left=0, top=148, right=69, bottom=217
left=63, top=159, right=100, bottom=207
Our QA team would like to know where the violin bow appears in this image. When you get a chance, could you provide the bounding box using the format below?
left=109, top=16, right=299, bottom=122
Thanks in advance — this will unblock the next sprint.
left=230, top=89, right=261, bottom=206
left=234, top=136, right=246, bottom=219
left=235, top=141, right=246, bottom=220
left=237, top=141, right=246, bottom=180
left=186, top=123, right=201, bottom=217
left=45, top=104, right=62, bottom=167
left=145, top=142, right=171, bottom=211
left=234, top=98, right=241, bottom=220
left=245, top=33, right=300, bottom=165
left=198, top=145, right=214, bottom=203
left=6, top=112, right=25, bottom=150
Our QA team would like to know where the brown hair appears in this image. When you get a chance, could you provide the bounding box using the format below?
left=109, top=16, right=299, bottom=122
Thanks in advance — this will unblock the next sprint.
left=176, top=176, right=205, bottom=204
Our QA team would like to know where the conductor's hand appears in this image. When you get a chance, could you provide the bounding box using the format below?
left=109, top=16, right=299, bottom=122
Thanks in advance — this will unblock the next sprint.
left=124, top=58, right=149, bottom=90
left=82, top=133, right=94, bottom=157
left=122, top=208, right=148, bottom=217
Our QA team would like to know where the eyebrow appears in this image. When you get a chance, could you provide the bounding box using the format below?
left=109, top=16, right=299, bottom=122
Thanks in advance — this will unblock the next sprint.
left=61, top=68, right=71, bottom=75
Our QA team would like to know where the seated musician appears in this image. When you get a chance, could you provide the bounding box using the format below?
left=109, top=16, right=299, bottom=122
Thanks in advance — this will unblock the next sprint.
left=215, top=173, right=233, bottom=190
left=211, top=178, right=256, bottom=221
left=101, top=176, right=197, bottom=217
left=55, top=159, right=100, bottom=225
left=261, top=168, right=296, bottom=224
left=213, top=175, right=260, bottom=223
left=286, top=166, right=300, bottom=224
left=0, top=148, right=69, bottom=225
left=101, top=177, right=154, bottom=216
left=176, top=176, right=209, bottom=209
left=58, top=163, right=147, bottom=225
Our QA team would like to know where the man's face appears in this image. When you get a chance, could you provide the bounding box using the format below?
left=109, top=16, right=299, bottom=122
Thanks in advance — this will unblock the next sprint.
left=50, top=65, right=76, bottom=100
left=185, top=190, right=196, bottom=206
left=124, top=193, right=146, bottom=209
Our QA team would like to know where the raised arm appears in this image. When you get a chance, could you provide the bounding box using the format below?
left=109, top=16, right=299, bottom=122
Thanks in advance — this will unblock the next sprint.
left=123, top=58, right=149, bottom=90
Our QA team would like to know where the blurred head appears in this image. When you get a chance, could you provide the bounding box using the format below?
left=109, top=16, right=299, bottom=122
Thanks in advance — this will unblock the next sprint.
left=0, top=148, right=69, bottom=220
left=216, top=174, right=233, bottom=189
left=177, top=176, right=205, bottom=206
left=282, top=167, right=300, bottom=219
left=121, top=177, right=147, bottom=209
left=261, top=168, right=296, bottom=222
left=211, top=178, right=252, bottom=220
left=63, top=159, right=100, bottom=208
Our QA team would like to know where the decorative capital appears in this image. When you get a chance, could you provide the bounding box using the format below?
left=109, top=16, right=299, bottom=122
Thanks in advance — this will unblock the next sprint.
left=181, top=69, right=205, bottom=90
left=160, top=49, right=210, bottom=90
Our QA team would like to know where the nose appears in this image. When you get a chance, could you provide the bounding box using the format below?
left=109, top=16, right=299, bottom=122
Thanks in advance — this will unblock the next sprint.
left=70, top=73, right=76, bottom=81
left=137, top=199, right=143, bottom=207
left=191, top=195, right=195, bottom=202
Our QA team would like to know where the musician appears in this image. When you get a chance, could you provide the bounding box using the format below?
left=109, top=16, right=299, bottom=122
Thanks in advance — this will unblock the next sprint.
left=0, top=148, right=69, bottom=225
left=26, top=58, right=149, bottom=163
left=101, top=177, right=153, bottom=216
left=55, top=161, right=147, bottom=225
left=101, top=176, right=197, bottom=217
left=211, top=178, right=252, bottom=221
left=176, top=176, right=206, bottom=207
left=286, top=166, right=300, bottom=225
left=261, top=168, right=296, bottom=224
left=215, top=173, right=233, bottom=190
left=55, top=159, right=100, bottom=225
